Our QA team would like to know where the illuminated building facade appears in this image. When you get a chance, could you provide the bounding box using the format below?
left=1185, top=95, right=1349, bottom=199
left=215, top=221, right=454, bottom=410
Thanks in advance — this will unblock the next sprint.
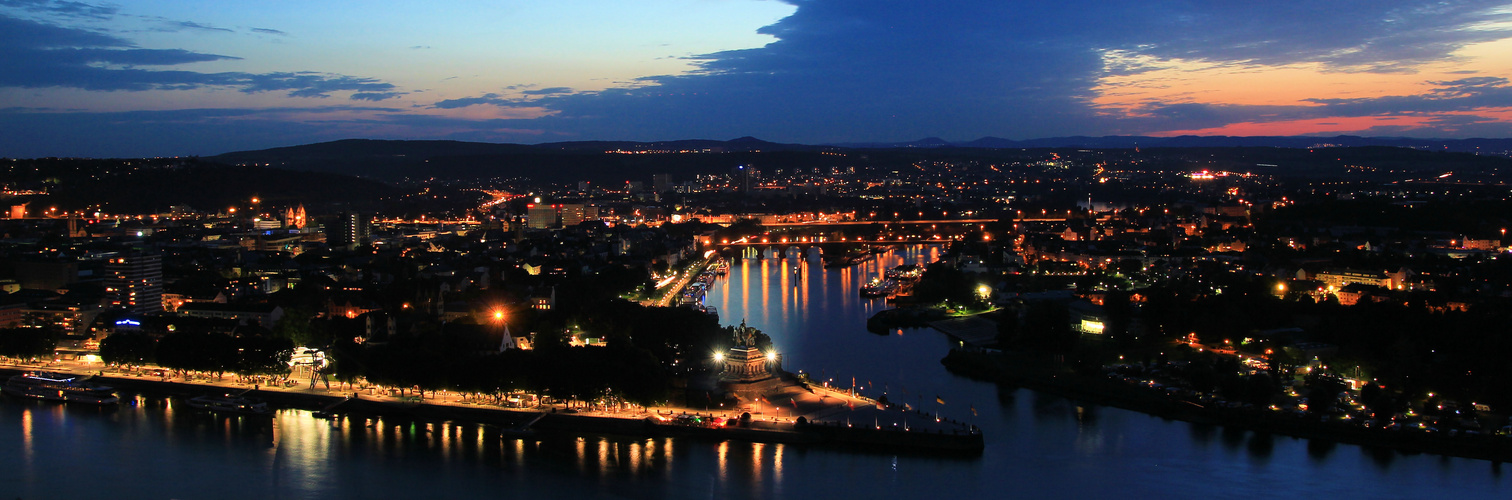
left=526, top=203, right=600, bottom=229
left=23, top=303, right=102, bottom=336
left=526, top=204, right=556, bottom=229
left=282, top=204, right=307, bottom=229
left=105, top=252, right=163, bottom=314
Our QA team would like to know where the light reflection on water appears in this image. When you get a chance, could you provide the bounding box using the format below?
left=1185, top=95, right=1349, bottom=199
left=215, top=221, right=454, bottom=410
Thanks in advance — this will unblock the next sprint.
left=0, top=244, right=1508, bottom=498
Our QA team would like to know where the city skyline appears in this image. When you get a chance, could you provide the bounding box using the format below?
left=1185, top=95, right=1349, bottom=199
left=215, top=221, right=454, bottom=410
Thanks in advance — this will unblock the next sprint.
left=4, top=0, right=1512, bottom=157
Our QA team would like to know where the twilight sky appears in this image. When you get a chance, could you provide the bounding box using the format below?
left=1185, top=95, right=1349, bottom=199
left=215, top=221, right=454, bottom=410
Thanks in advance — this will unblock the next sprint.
left=3, top=0, right=1512, bottom=157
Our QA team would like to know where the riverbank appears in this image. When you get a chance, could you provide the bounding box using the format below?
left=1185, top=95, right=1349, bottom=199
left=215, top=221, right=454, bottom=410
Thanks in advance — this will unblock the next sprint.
left=941, top=349, right=1512, bottom=462
left=0, top=366, right=981, bottom=455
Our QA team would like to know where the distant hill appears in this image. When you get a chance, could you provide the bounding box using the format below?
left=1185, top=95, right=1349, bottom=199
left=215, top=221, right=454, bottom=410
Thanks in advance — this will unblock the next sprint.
left=208, top=137, right=838, bottom=183
left=206, top=135, right=1512, bottom=184
left=0, top=158, right=397, bottom=214
left=537, top=136, right=820, bottom=152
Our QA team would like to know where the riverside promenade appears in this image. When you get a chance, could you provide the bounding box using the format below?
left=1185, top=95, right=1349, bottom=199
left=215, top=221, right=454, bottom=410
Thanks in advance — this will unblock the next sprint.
left=1, top=360, right=982, bottom=454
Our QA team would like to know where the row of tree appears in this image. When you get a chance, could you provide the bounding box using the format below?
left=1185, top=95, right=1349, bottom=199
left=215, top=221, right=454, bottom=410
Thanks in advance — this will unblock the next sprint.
left=0, top=327, right=57, bottom=360
left=100, top=332, right=295, bottom=378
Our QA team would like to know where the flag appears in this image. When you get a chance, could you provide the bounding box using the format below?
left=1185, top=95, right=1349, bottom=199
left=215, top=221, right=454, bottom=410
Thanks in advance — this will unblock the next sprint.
left=790, top=398, right=797, bottom=408
left=936, top=395, right=946, bottom=405
left=970, top=405, right=977, bottom=417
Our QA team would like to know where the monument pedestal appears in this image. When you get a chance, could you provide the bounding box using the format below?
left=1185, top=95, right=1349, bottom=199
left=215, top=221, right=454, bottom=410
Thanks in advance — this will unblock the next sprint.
left=719, top=345, right=785, bottom=403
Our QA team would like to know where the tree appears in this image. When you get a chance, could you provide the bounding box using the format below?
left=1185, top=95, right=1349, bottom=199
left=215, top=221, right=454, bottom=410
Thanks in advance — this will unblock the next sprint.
left=236, top=335, right=295, bottom=376
left=1102, top=290, right=1133, bottom=343
left=1010, top=301, right=1077, bottom=353
left=272, top=306, right=319, bottom=347
left=157, top=331, right=238, bottom=376
left=994, top=300, right=1025, bottom=346
left=1304, top=373, right=1345, bottom=416
left=0, top=327, right=57, bottom=360
left=912, top=262, right=977, bottom=306
left=99, top=333, right=156, bottom=366
left=1245, top=373, right=1277, bottom=407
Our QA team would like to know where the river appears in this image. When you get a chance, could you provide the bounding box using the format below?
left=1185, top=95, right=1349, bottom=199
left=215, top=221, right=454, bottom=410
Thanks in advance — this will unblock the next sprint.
left=2, top=245, right=1507, bottom=499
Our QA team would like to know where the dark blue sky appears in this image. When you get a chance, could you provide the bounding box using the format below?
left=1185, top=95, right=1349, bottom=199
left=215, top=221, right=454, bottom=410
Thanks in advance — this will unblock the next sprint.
left=4, top=0, right=1512, bottom=157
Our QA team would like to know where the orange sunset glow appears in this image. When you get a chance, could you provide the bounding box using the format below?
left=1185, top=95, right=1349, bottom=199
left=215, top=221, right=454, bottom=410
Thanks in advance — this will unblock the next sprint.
left=1092, top=37, right=1512, bottom=136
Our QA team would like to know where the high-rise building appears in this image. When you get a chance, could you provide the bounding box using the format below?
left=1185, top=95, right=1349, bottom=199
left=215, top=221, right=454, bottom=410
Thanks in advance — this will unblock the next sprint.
left=106, top=251, right=163, bottom=314
left=560, top=204, right=585, bottom=227
left=652, top=173, right=672, bottom=194
left=733, top=165, right=758, bottom=192
left=527, top=204, right=557, bottom=229
left=328, top=211, right=372, bottom=248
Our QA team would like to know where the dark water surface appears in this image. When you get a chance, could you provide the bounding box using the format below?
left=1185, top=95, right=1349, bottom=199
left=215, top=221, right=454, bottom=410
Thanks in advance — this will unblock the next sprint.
left=2, top=245, right=1506, bottom=499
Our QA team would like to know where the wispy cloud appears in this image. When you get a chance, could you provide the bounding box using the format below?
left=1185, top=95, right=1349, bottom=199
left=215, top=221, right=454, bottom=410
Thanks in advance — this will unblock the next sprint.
left=0, top=14, right=401, bottom=99
left=1091, top=1, right=1512, bottom=72
left=1118, top=77, right=1512, bottom=134
left=0, top=0, right=117, bottom=20
left=520, top=87, right=573, bottom=96
left=433, top=93, right=512, bottom=109
left=351, top=91, right=404, bottom=101
left=166, top=20, right=232, bottom=33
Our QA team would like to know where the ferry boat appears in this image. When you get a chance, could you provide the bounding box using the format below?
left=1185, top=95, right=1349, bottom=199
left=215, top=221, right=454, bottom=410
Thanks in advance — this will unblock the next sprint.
left=187, top=392, right=272, bottom=416
left=2, top=371, right=120, bottom=405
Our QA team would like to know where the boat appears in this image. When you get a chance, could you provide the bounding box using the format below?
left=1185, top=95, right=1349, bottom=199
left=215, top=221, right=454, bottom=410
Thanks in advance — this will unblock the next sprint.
left=187, top=392, right=272, bottom=416
left=824, top=247, right=877, bottom=268
left=885, top=264, right=923, bottom=281
left=500, top=413, right=546, bottom=440
left=859, top=278, right=899, bottom=297
left=2, top=371, right=119, bottom=405
left=498, top=427, right=537, bottom=439
left=312, top=395, right=357, bottom=419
